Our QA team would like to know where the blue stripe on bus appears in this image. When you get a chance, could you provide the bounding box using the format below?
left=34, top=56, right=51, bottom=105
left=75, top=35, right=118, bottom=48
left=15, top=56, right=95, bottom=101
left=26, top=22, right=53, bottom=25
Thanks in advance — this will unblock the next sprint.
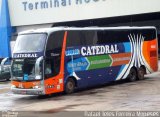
left=124, top=42, right=131, bottom=53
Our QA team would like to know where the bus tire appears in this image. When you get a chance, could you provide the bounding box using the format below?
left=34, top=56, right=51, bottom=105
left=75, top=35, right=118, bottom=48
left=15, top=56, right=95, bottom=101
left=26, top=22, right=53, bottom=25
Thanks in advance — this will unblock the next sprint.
left=138, top=66, right=146, bottom=80
left=6, top=78, right=10, bottom=81
left=128, top=67, right=137, bottom=82
left=65, top=78, right=75, bottom=94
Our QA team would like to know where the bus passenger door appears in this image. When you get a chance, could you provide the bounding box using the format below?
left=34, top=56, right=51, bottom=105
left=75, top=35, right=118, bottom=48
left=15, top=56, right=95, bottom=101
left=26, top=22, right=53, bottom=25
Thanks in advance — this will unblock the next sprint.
left=44, top=31, right=64, bottom=94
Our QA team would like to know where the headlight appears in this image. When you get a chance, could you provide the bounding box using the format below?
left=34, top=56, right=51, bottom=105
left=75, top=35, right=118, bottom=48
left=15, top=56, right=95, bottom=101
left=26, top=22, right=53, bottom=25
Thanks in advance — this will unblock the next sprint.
left=33, top=85, right=41, bottom=89
left=11, top=85, right=16, bottom=88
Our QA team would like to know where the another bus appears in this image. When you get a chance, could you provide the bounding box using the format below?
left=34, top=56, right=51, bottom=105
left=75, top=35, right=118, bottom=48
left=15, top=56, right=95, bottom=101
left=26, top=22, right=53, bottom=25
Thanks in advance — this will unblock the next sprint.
left=11, top=27, right=158, bottom=95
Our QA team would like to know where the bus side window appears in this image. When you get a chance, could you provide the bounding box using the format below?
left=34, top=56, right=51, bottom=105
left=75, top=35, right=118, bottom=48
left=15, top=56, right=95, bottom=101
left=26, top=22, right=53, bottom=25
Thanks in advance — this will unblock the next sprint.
left=82, top=30, right=97, bottom=46
left=97, top=30, right=130, bottom=44
left=67, top=31, right=82, bottom=47
left=67, top=30, right=98, bottom=47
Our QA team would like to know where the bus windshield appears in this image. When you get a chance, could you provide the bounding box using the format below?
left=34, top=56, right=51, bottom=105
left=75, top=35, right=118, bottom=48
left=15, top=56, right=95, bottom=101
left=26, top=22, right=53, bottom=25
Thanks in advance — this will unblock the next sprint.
left=12, top=59, right=39, bottom=81
left=13, top=33, right=47, bottom=53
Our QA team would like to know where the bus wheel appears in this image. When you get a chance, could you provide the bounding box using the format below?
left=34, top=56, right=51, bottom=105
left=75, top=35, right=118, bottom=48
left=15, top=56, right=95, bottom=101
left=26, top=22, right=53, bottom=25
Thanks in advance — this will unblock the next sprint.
left=128, top=68, right=137, bottom=82
left=138, top=66, right=145, bottom=80
left=65, top=78, right=75, bottom=94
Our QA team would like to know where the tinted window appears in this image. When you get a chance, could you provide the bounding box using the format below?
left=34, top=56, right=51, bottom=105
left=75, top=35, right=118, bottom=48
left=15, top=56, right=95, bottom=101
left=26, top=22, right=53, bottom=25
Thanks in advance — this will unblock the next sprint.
left=81, top=31, right=97, bottom=45
left=67, top=31, right=97, bottom=47
left=45, top=31, right=64, bottom=78
left=66, top=29, right=156, bottom=47
left=67, top=31, right=82, bottom=47
left=97, top=30, right=131, bottom=44
left=46, top=31, right=64, bottom=56
left=67, top=30, right=131, bottom=46
left=131, top=29, right=156, bottom=41
left=97, top=29, right=156, bottom=44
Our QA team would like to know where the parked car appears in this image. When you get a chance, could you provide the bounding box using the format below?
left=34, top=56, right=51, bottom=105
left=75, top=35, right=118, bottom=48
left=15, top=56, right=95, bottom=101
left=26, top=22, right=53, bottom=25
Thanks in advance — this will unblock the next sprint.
left=0, top=58, right=11, bottom=81
left=0, top=65, right=11, bottom=81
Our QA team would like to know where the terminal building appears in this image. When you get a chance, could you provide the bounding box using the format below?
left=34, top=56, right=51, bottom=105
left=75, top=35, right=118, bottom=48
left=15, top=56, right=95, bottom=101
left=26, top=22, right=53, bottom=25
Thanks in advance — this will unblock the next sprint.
left=0, top=0, right=160, bottom=59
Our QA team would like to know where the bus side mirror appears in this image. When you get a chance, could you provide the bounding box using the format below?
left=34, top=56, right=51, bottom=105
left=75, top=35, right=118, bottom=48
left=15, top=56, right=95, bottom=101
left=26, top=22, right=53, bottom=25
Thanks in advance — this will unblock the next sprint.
left=35, top=56, right=43, bottom=80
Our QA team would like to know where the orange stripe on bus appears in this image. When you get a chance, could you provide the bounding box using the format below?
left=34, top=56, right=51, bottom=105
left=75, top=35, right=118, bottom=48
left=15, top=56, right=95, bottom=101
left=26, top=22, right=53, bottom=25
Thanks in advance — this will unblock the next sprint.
left=142, top=39, right=158, bottom=71
left=111, top=53, right=131, bottom=66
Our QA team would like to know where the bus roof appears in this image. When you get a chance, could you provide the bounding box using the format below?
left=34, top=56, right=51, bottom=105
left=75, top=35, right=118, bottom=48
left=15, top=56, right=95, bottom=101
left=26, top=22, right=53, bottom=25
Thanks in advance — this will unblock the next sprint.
left=18, top=26, right=156, bottom=35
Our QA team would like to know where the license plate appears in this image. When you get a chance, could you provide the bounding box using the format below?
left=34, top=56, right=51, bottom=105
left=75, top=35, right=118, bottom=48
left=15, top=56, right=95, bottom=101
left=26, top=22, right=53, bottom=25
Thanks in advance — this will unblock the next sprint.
left=21, top=91, right=26, bottom=94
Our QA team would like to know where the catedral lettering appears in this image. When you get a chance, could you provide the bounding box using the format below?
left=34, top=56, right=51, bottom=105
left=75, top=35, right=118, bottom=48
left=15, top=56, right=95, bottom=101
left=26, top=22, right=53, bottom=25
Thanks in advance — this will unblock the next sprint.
left=14, top=53, right=38, bottom=58
left=81, top=45, right=119, bottom=56
left=10, top=27, right=158, bottom=95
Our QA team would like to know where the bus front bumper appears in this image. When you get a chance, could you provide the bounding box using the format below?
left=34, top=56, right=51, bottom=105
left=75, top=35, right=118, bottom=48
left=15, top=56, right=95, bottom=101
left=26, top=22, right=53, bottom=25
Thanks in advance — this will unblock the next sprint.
left=11, top=87, right=45, bottom=95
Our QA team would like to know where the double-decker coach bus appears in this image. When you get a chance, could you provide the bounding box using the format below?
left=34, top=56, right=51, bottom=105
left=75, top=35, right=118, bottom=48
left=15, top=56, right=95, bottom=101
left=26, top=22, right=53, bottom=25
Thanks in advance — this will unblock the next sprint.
left=11, top=27, right=158, bottom=95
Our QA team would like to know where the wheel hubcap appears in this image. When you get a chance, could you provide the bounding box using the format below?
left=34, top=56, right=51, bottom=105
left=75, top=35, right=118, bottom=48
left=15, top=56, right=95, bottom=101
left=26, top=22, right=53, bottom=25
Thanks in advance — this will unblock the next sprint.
left=67, top=82, right=73, bottom=90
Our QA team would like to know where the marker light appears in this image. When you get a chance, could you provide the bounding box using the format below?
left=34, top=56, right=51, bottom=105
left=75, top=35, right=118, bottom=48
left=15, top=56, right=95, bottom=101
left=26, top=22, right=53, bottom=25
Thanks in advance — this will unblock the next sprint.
left=33, top=85, right=41, bottom=89
left=11, top=85, right=16, bottom=88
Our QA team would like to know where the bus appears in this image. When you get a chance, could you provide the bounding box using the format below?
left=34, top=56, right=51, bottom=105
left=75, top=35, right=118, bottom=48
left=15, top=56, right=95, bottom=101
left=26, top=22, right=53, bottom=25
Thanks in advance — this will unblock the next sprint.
left=11, top=27, right=158, bottom=95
